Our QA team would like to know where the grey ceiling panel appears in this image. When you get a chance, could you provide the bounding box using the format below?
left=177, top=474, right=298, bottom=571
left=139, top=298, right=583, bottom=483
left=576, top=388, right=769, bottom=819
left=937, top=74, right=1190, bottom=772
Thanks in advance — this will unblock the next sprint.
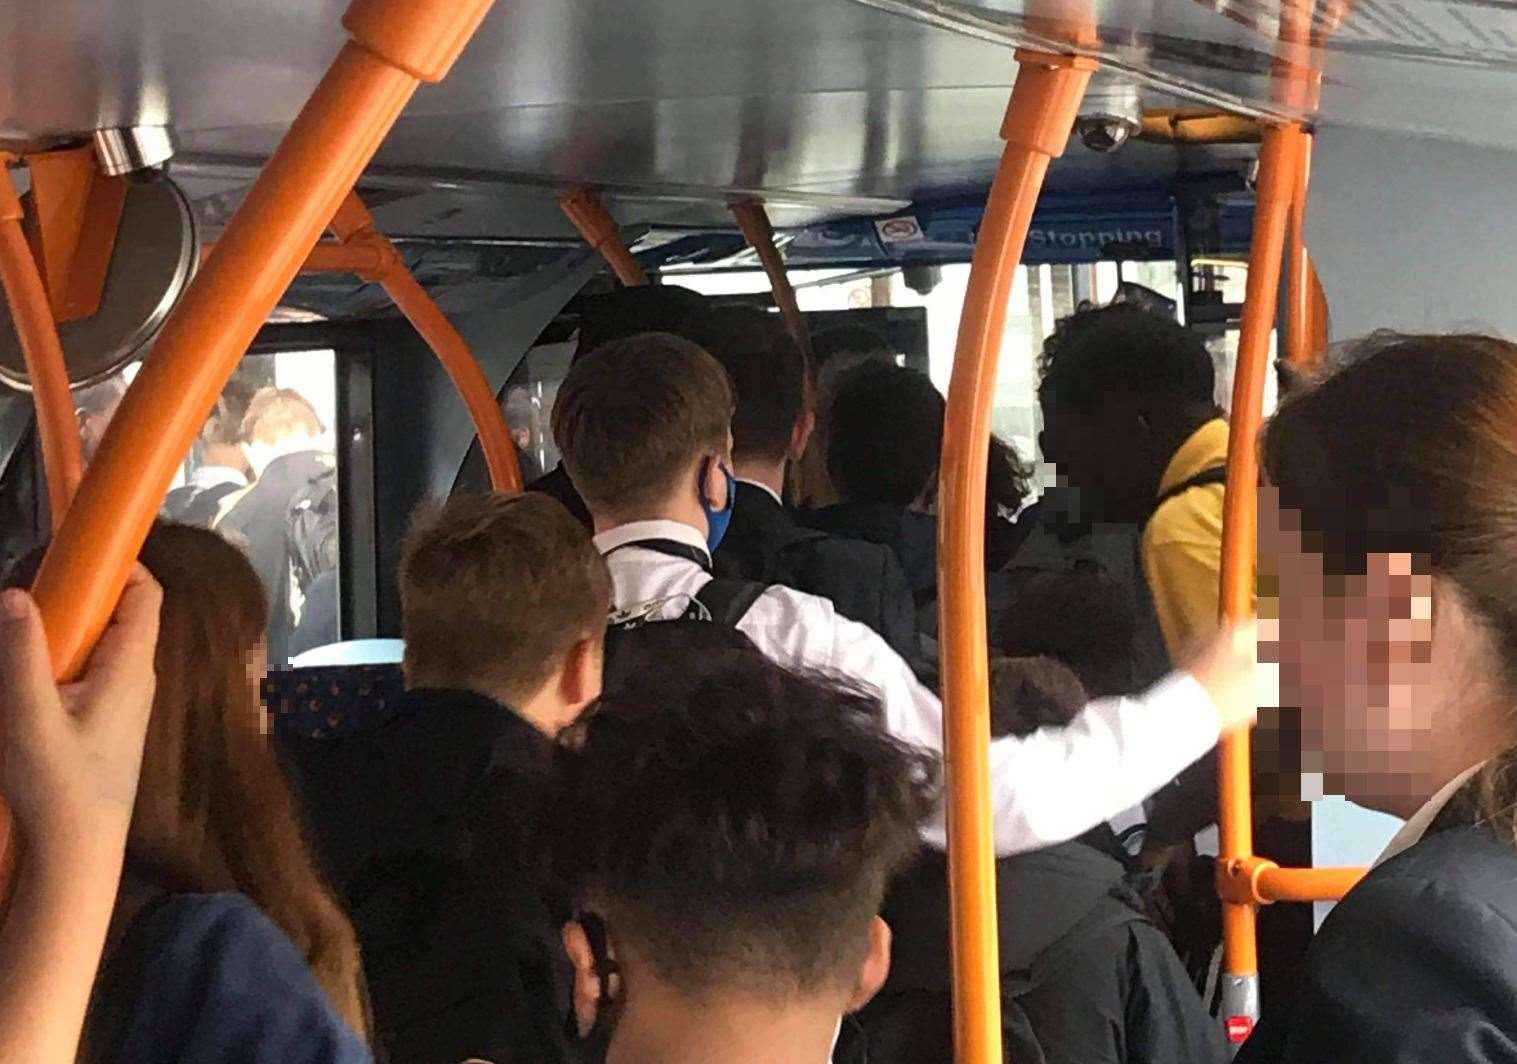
left=7, top=0, right=1515, bottom=233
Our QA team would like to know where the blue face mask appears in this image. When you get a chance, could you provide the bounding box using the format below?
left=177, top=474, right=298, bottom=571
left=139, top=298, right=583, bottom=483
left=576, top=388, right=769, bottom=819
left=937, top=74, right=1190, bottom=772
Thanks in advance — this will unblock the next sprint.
left=700, top=460, right=736, bottom=552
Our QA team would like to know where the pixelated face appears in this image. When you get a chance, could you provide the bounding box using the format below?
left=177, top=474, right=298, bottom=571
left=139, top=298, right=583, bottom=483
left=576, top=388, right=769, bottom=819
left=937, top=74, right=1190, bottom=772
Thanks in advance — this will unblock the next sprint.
left=1259, top=489, right=1437, bottom=809
left=1038, top=395, right=1151, bottom=519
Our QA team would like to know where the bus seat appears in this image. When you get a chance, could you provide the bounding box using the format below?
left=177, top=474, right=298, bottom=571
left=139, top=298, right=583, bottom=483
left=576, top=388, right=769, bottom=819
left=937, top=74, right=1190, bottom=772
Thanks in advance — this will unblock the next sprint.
left=263, top=662, right=404, bottom=740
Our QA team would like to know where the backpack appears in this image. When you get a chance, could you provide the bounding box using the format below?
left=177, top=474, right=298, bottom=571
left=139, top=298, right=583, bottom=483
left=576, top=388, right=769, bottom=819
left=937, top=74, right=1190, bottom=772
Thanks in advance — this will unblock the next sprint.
left=162, top=479, right=243, bottom=528
left=286, top=466, right=339, bottom=594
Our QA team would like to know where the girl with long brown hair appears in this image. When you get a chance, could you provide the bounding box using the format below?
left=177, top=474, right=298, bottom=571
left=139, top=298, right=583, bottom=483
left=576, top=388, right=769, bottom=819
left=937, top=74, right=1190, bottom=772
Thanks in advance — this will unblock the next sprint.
left=79, top=524, right=372, bottom=1063
left=1238, top=333, right=1517, bottom=1062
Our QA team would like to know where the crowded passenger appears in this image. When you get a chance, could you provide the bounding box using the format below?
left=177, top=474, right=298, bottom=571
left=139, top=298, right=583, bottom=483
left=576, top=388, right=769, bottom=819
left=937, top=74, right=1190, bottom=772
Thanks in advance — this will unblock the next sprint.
left=74, top=375, right=128, bottom=466
left=1238, top=332, right=1517, bottom=1062
left=527, top=284, right=708, bottom=527
left=551, top=330, right=1258, bottom=857
left=10, top=525, right=371, bottom=1064
left=851, top=654, right=1226, bottom=1064
left=161, top=384, right=255, bottom=527
left=806, top=361, right=1031, bottom=605
left=792, top=323, right=897, bottom=509
left=678, top=304, right=918, bottom=659
left=1036, top=304, right=1227, bottom=665
left=558, top=621, right=936, bottom=1064
left=215, top=386, right=335, bottom=662
left=0, top=569, right=160, bottom=1064
left=280, top=491, right=609, bottom=1064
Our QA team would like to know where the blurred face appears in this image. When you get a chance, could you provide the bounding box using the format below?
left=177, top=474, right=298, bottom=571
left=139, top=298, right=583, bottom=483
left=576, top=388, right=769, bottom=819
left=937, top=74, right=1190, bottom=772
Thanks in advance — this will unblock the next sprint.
left=1038, top=396, right=1152, bottom=521
left=1259, top=489, right=1439, bottom=813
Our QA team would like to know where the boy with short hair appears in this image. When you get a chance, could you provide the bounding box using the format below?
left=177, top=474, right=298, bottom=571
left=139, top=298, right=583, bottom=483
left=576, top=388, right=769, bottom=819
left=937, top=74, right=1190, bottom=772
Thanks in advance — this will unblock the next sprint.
left=560, top=624, right=937, bottom=1064
left=282, top=491, right=610, bottom=1064
left=552, top=331, right=1257, bottom=857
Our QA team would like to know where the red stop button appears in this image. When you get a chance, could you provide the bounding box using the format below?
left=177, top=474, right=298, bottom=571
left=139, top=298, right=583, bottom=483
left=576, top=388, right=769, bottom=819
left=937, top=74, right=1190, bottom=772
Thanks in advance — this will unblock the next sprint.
left=1226, top=1016, right=1255, bottom=1043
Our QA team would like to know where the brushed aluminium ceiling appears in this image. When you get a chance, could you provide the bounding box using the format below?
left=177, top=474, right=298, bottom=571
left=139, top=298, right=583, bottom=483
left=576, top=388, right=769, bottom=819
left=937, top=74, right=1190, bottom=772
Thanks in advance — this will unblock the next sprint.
left=0, top=1, right=1506, bottom=235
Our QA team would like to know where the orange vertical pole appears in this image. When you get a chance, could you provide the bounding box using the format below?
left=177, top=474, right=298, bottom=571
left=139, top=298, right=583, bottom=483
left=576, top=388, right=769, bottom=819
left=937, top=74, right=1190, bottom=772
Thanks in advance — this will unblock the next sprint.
left=939, top=51, right=1094, bottom=1064
left=327, top=193, right=522, bottom=492
left=558, top=189, right=649, bottom=287
left=1285, top=131, right=1316, bottom=368
left=28, top=0, right=497, bottom=683
left=1217, top=121, right=1303, bottom=1048
left=0, top=160, right=84, bottom=526
left=730, top=199, right=812, bottom=360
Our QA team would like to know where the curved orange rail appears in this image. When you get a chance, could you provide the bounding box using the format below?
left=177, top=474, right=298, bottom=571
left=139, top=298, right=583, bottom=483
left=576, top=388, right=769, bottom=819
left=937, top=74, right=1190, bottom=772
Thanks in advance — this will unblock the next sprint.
left=327, top=192, right=522, bottom=492
left=0, top=161, right=84, bottom=526
left=938, top=51, right=1094, bottom=1064
left=730, top=199, right=812, bottom=360
left=28, top=0, right=496, bottom=685
left=558, top=189, right=649, bottom=287
left=1285, top=132, right=1318, bottom=369
left=1217, top=121, right=1305, bottom=981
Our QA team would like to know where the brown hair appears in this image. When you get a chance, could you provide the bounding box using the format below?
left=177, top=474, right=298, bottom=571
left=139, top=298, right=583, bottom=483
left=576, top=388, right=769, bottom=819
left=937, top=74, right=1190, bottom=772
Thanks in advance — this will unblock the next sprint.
left=1261, top=332, right=1517, bottom=837
left=133, top=524, right=369, bottom=1037
left=551, top=332, right=734, bottom=516
left=679, top=306, right=806, bottom=464
left=399, top=492, right=611, bottom=704
left=240, top=386, right=323, bottom=445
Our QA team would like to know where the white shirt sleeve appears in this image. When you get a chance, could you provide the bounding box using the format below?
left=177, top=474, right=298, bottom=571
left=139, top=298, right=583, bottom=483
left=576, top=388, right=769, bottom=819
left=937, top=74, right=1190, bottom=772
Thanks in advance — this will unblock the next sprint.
left=741, top=587, right=1222, bottom=858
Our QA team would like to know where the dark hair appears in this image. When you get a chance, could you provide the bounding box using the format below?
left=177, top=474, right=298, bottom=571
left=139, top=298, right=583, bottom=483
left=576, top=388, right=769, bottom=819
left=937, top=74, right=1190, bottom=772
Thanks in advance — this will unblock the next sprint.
left=679, top=305, right=805, bottom=464
left=561, top=636, right=937, bottom=998
left=573, top=285, right=709, bottom=360
left=999, top=568, right=1137, bottom=697
left=1038, top=304, right=1215, bottom=412
left=811, top=323, right=893, bottom=370
left=828, top=364, right=943, bottom=506
left=1261, top=332, right=1517, bottom=842
left=989, top=656, right=1088, bottom=738
left=400, top=492, right=610, bottom=703
left=829, top=363, right=1029, bottom=512
left=552, top=332, right=734, bottom=516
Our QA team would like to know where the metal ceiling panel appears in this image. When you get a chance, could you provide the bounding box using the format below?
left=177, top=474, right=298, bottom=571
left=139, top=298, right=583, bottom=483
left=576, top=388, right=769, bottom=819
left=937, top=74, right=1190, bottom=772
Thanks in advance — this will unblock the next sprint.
left=8, top=0, right=1515, bottom=235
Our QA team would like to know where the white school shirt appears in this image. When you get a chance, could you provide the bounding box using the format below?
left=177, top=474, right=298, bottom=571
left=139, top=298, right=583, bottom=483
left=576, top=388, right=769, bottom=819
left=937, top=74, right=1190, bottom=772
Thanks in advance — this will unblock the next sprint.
left=596, top=519, right=1223, bottom=856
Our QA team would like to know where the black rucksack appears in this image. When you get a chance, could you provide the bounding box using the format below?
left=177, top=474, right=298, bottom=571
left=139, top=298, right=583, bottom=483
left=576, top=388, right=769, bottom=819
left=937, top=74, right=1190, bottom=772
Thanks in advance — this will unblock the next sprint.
left=286, top=466, right=339, bottom=594
left=604, top=577, right=767, bottom=690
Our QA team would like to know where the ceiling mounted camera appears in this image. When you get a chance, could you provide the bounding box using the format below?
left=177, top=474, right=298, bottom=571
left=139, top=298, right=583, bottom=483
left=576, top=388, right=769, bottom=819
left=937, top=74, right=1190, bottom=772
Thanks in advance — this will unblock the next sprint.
left=1076, top=82, right=1142, bottom=154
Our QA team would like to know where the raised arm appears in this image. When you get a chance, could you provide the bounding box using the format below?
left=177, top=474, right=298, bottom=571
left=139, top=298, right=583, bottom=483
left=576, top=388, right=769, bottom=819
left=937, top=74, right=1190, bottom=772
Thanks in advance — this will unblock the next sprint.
left=0, top=569, right=161, bottom=1063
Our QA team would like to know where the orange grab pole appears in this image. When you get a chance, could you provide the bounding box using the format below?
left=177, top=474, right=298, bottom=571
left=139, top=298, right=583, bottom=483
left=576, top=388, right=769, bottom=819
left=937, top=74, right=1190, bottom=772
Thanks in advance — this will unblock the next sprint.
left=328, top=191, right=522, bottom=492
left=730, top=200, right=812, bottom=360
left=1285, top=131, right=1316, bottom=369
left=1216, top=122, right=1304, bottom=1028
left=202, top=240, right=399, bottom=275
left=29, top=0, right=497, bottom=686
left=557, top=189, right=649, bottom=287
left=938, top=52, right=1094, bottom=1064
left=1252, top=863, right=1364, bottom=905
left=0, top=160, right=84, bottom=526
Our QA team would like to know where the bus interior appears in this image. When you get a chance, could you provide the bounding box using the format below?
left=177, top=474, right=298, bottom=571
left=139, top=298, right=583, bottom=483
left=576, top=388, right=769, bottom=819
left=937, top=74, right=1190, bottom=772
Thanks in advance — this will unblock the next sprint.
left=4, top=0, right=1517, bottom=1061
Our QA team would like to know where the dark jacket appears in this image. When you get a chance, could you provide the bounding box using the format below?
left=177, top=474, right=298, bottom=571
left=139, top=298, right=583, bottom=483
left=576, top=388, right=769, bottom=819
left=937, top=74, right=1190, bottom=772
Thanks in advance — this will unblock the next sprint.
left=278, top=688, right=583, bottom=1064
left=804, top=500, right=939, bottom=600
left=852, top=842, right=1225, bottom=1064
left=217, top=449, right=334, bottom=662
left=1238, top=791, right=1517, bottom=1064
left=84, top=890, right=370, bottom=1064
left=714, top=482, right=918, bottom=661
left=527, top=463, right=592, bottom=528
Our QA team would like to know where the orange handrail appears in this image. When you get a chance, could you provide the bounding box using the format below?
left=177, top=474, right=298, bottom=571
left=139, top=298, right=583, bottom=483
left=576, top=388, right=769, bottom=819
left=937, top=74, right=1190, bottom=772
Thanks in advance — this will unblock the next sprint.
left=0, top=158, right=84, bottom=526
left=327, top=192, right=522, bottom=492
left=1218, top=856, right=1365, bottom=905
left=1216, top=122, right=1304, bottom=1020
left=938, top=51, right=1094, bottom=1064
left=558, top=189, right=649, bottom=287
left=1285, top=131, right=1318, bottom=369
left=730, top=199, right=812, bottom=360
left=28, top=0, right=497, bottom=686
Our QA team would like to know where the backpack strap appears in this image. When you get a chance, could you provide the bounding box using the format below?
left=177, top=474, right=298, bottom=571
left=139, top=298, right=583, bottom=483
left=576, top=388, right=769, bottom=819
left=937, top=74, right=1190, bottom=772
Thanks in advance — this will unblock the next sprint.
left=1143, top=464, right=1228, bottom=529
left=692, top=577, right=767, bottom=627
